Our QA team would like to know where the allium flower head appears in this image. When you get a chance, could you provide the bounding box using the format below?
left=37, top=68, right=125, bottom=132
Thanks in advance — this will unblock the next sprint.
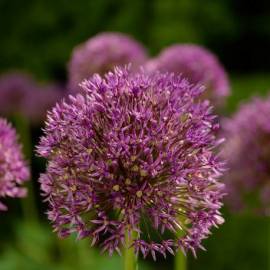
left=38, top=67, right=225, bottom=259
left=222, top=96, right=270, bottom=215
left=68, top=32, right=148, bottom=92
left=0, top=72, right=63, bottom=124
left=23, top=84, right=63, bottom=124
left=146, top=45, right=230, bottom=107
left=0, top=72, right=36, bottom=116
left=0, top=118, right=29, bottom=210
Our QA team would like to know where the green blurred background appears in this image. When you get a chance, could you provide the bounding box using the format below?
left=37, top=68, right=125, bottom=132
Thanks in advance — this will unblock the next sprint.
left=0, top=0, right=270, bottom=269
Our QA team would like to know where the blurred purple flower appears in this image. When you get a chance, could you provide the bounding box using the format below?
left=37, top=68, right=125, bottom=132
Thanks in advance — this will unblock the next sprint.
left=38, top=67, right=225, bottom=259
left=146, top=45, right=230, bottom=107
left=222, top=97, right=270, bottom=215
left=0, top=72, right=36, bottom=117
left=68, top=32, right=148, bottom=92
left=0, top=72, right=63, bottom=124
left=23, top=83, right=64, bottom=125
left=0, top=118, right=29, bottom=210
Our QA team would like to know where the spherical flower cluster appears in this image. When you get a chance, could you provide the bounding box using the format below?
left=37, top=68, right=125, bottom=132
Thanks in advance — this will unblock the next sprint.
left=0, top=72, right=37, bottom=117
left=38, top=67, right=225, bottom=259
left=68, top=32, right=148, bottom=92
left=23, top=83, right=64, bottom=124
left=0, top=118, right=29, bottom=210
left=0, top=72, right=63, bottom=124
left=222, top=96, right=270, bottom=215
left=146, top=45, right=230, bottom=107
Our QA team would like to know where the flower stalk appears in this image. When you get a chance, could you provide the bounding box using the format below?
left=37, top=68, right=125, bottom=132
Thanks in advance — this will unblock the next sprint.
left=175, top=217, right=187, bottom=270
left=124, top=231, right=138, bottom=270
left=175, top=250, right=186, bottom=270
left=14, top=114, right=38, bottom=223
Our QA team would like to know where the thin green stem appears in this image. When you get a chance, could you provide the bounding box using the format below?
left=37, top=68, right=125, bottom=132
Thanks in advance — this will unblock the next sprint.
left=175, top=216, right=187, bottom=270
left=268, top=218, right=270, bottom=270
left=124, top=231, right=138, bottom=270
left=175, top=250, right=187, bottom=270
left=13, top=114, right=39, bottom=223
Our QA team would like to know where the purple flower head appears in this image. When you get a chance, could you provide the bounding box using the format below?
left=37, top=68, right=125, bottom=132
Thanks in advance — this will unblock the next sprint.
left=68, top=32, right=148, bottom=93
left=146, top=45, right=230, bottom=107
left=222, top=96, right=270, bottom=215
left=0, top=118, right=30, bottom=210
left=0, top=72, right=36, bottom=117
left=38, top=67, right=225, bottom=259
left=23, top=83, right=64, bottom=124
left=0, top=72, right=63, bottom=124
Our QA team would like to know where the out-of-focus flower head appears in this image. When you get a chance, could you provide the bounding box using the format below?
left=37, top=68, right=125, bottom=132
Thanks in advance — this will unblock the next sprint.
left=0, top=72, right=63, bottom=124
left=146, top=45, right=230, bottom=107
left=38, top=67, right=225, bottom=259
left=222, top=96, right=270, bottom=215
left=68, top=32, right=148, bottom=92
left=0, top=72, right=36, bottom=117
left=23, top=83, right=64, bottom=125
left=0, top=118, right=29, bottom=210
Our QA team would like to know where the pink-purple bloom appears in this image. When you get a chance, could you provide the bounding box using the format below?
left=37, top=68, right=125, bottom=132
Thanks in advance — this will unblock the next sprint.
left=24, top=83, right=64, bottom=125
left=0, top=118, right=29, bottom=211
left=38, top=67, right=225, bottom=259
left=68, top=32, right=148, bottom=92
left=146, top=45, right=230, bottom=107
left=222, top=96, right=270, bottom=215
left=0, top=72, right=63, bottom=124
left=0, top=72, right=36, bottom=117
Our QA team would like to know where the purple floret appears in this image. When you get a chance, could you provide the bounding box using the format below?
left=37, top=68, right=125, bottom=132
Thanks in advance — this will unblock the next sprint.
left=146, top=45, right=230, bottom=107
left=222, top=96, right=270, bottom=215
left=0, top=118, right=30, bottom=210
left=38, top=67, right=225, bottom=259
left=68, top=32, right=148, bottom=93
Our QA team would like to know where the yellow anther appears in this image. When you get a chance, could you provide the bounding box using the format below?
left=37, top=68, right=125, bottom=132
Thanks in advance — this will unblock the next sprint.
left=87, top=148, right=93, bottom=154
left=140, top=169, right=148, bottom=177
left=70, top=185, right=77, bottom=192
left=107, top=159, right=113, bottom=165
left=157, top=191, right=163, bottom=197
left=136, top=190, right=143, bottom=198
left=131, top=155, right=136, bottom=162
left=180, top=113, right=191, bottom=123
left=125, top=178, right=131, bottom=185
left=132, top=165, right=139, bottom=172
left=113, top=185, right=120, bottom=192
left=89, top=164, right=95, bottom=171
